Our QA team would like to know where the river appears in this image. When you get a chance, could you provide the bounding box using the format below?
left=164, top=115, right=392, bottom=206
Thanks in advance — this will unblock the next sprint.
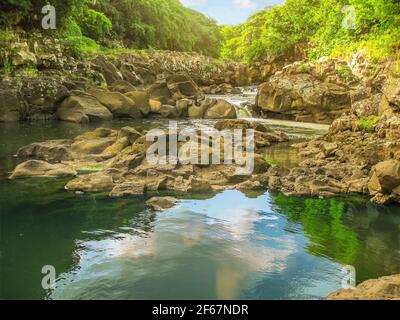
left=1, top=92, right=400, bottom=300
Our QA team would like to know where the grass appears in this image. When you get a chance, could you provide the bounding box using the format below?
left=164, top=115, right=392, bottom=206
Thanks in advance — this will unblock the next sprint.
left=357, top=116, right=380, bottom=132
left=264, top=156, right=278, bottom=166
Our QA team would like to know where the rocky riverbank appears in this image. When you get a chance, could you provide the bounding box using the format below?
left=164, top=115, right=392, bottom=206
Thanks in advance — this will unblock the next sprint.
left=0, top=32, right=273, bottom=123
left=327, top=274, right=400, bottom=300
left=2, top=32, right=400, bottom=206
left=9, top=119, right=289, bottom=197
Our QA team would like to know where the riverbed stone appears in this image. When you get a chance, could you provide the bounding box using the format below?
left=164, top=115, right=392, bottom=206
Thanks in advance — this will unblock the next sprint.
left=88, top=88, right=142, bottom=119
left=10, top=160, right=77, bottom=179
left=57, top=91, right=113, bottom=123
left=65, top=172, right=115, bottom=193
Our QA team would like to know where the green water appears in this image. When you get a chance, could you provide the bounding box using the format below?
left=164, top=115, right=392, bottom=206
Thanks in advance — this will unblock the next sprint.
left=1, top=121, right=400, bottom=300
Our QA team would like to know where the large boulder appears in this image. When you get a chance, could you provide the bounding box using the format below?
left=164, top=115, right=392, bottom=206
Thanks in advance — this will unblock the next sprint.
left=65, top=172, right=115, bottom=193
left=88, top=88, right=142, bottom=119
left=93, top=56, right=123, bottom=85
left=256, top=60, right=356, bottom=124
left=146, top=73, right=203, bottom=104
left=368, top=160, right=400, bottom=201
left=9, top=160, right=77, bottom=179
left=203, top=99, right=237, bottom=119
left=166, top=73, right=203, bottom=100
left=188, top=99, right=236, bottom=119
left=15, top=140, right=74, bottom=163
left=57, top=91, right=113, bottom=123
left=125, top=91, right=151, bottom=116
left=109, top=80, right=137, bottom=94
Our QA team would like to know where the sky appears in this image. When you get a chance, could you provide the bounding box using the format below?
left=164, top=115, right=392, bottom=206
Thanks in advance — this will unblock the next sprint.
left=180, top=0, right=285, bottom=25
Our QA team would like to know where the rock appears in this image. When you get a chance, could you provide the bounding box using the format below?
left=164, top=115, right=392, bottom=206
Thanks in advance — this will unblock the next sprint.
left=88, top=88, right=142, bottom=119
left=154, top=105, right=180, bottom=118
left=125, top=91, right=151, bottom=116
left=327, top=274, right=400, bottom=300
left=108, top=80, right=137, bottom=94
left=188, top=104, right=207, bottom=118
left=169, top=176, right=212, bottom=192
left=57, top=91, right=113, bottom=123
left=117, top=127, right=142, bottom=144
left=10, top=42, right=37, bottom=66
left=93, top=56, right=123, bottom=85
left=71, top=137, right=116, bottom=156
left=176, top=98, right=193, bottom=117
left=235, top=180, right=263, bottom=191
left=10, top=160, right=77, bottom=179
left=15, top=140, right=74, bottom=163
left=65, top=172, right=115, bottom=193
left=0, top=89, right=22, bottom=122
left=110, top=181, right=146, bottom=197
left=101, top=137, right=131, bottom=158
left=203, top=99, right=237, bottom=119
left=146, top=196, right=179, bottom=211
left=368, top=160, right=400, bottom=195
left=166, top=73, right=203, bottom=100
left=256, top=59, right=355, bottom=124
left=146, top=80, right=172, bottom=103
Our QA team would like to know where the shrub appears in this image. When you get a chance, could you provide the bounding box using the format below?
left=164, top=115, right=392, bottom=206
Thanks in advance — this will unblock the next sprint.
left=78, top=8, right=112, bottom=41
left=357, top=117, right=380, bottom=132
left=64, top=36, right=99, bottom=58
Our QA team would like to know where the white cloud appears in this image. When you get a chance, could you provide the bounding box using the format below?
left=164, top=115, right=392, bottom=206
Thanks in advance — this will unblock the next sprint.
left=232, top=0, right=256, bottom=9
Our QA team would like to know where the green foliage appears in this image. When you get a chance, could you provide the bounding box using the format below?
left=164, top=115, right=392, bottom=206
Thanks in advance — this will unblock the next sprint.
left=264, top=157, right=278, bottom=166
left=63, top=17, right=82, bottom=37
left=357, top=116, right=380, bottom=132
left=338, top=66, right=352, bottom=81
left=92, top=0, right=221, bottom=56
left=0, top=0, right=221, bottom=57
left=20, top=66, right=38, bottom=78
left=64, top=36, right=99, bottom=58
left=78, top=8, right=112, bottom=41
left=221, top=0, right=400, bottom=63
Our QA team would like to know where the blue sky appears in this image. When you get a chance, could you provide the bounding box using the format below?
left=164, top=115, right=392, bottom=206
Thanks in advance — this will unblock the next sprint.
left=180, top=0, right=285, bottom=25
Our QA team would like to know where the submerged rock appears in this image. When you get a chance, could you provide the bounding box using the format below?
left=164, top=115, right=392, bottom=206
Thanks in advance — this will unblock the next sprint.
left=146, top=197, right=179, bottom=211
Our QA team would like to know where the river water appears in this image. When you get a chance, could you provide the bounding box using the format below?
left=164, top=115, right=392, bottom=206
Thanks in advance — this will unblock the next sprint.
left=1, top=94, right=400, bottom=300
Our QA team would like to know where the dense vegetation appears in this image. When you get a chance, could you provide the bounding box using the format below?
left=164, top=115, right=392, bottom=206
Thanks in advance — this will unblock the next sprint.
left=0, top=0, right=398, bottom=63
left=221, top=0, right=400, bottom=63
left=0, top=0, right=222, bottom=57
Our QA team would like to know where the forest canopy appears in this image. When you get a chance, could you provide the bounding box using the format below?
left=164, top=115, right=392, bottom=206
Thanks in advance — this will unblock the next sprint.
left=0, top=0, right=399, bottom=62
left=220, top=0, right=400, bottom=63
left=0, top=0, right=222, bottom=57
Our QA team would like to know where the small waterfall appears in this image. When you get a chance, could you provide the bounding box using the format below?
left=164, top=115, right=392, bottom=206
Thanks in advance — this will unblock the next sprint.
left=205, top=86, right=258, bottom=119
